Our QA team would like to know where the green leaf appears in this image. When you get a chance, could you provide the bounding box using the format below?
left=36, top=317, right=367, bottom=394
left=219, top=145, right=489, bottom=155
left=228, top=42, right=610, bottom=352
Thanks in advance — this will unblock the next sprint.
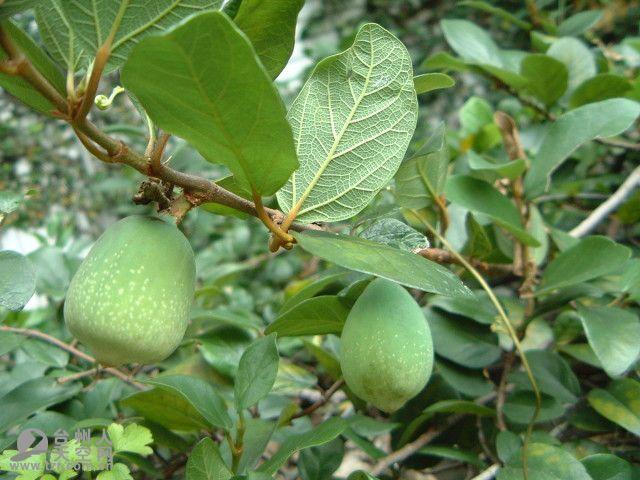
left=235, top=334, right=279, bottom=409
left=547, top=37, right=596, bottom=95
left=418, top=445, right=484, bottom=468
left=96, top=463, right=133, bottom=480
left=236, top=419, right=276, bottom=473
left=436, top=359, right=493, bottom=397
left=569, top=74, right=632, bottom=108
left=257, top=417, right=347, bottom=475
left=0, top=20, right=65, bottom=114
left=358, top=218, right=429, bottom=251
left=298, top=438, right=344, bottom=480
left=498, top=443, right=592, bottom=480
left=503, top=391, right=565, bottom=424
left=458, top=1, right=532, bottom=30
left=428, top=309, right=501, bottom=369
left=146, top=375, right=232, bottom=431
left=0, top=331, right=25, bottom=355
left=558, top=10, right=603, bottom=36
left=186, top=438, right=232, bottom=480
left=399, top=399, right=494, bottom=446
left=528, top=205, right=549, bottom=265
left=441, top=19, right=502, bottom=67
left=347, top=472, right=379, bottom=480
left=121, top=388, right=209, bottom=431
left=281, top=272, right=349, bottom=313
left=413, top=73, right=455, bottom=94
left=510, top=350, right=580, bottom=403
left=395, top=123, right=448, bottom=209
left=537, top=236, right=631, bottom=294
left=277, top=23, right=418, bottom=223
left=0, top=0, right=38, bottom=19
left=496, top=430, right=521, bottom=463
left=0, top=377, right=80, bottom=433
left=122, top=11, right=297, bottom=196
left=524, top=99, right=640, bottom=196
left=445, top=175, right=540, bottom=246
left=467, top=152, right=527, bottom=180
left=582, top=454, right=634, bottom=480
left=520, top=54, right=568, bottom=107
left=293, top=231, right=472, bottom=298
left=107, top=423, right=153, bottom=456
left=36, top=0, right=220, bottom=72
left=577, top=306, right=640, bottom=378
left=588, top=379, right=640, bottom=436
left=233, top=0, right=304, bottom=79
left=0, top=250, right=36, bottom=311
left=430, top=291, right=496, bottom=325
left=266, top=296, right=349, bottom=337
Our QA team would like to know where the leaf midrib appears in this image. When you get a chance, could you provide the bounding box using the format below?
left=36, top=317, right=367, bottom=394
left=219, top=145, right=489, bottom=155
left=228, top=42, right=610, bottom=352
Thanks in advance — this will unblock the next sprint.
left=289, top=29, right=376, bottom=216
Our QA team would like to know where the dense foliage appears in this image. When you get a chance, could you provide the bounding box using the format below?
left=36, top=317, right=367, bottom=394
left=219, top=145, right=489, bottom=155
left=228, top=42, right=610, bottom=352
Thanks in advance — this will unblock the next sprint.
left=1, top=1, right=639, bottom=479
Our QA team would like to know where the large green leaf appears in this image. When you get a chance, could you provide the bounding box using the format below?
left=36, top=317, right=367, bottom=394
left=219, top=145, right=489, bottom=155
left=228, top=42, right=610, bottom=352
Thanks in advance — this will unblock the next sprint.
left=257, top=418, right=347, bottom=475
left=0, top=377, right=80, bottom=433
left=520, top=54, right=568, bottom=107
left=498, top=443, right=592, bottom=479
left=266, top=296, right=349, bottom=337
left=121, top=11, right=297, bottom=196
left=0, top=20, right=65, bottom=114
left=145, top=375, right=232, bottom=430
left=277, top=23, right=418, bottom=223
left=537, top=236, right=631, bottom=294
left=569, top=73, right=632, bottom=108
left=558, top=10, right=603, bottom=36
left=233, top=0, right=304, bottom=79
left=524, top=99, right=640, bottom=196
left=445, top=175, right=540, bottom=246
left=234, top=334, right=279, bottom=409
left=577, top=306, right=640, bottom=378
left=0, top=250, right=36, bottom=311
left=35, top=0, right=220, bottom=71
left=395, top=123, right=448, bottom=209
left=293, top=231, right=472, bottom=298
left=186, top=438, right=232, bottom=480
left=588, top=379, right=640, bottom=436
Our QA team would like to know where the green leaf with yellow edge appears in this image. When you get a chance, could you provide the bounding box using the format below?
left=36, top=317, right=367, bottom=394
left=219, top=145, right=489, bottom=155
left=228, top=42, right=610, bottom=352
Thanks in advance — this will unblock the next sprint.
left=122, top=11, right=298, bottom=196
left=588, top=379, right=640, bottom=436
left=498, top=443, right=592, bottom=480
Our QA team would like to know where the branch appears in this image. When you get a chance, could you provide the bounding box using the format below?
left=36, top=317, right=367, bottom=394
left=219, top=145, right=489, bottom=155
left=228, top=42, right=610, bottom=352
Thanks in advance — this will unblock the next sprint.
left=416, top=248, right=513, bottom=275
left=0, top=325, right=146, bottom=390
left=569, top=164, right=640, bottom=237
left=290, top=378, right=345, bottom=420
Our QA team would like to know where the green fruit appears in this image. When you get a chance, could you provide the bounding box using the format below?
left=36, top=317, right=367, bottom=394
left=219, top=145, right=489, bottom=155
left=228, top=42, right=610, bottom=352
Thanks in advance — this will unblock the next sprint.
left=339, top=278, right=433, bottom=412
left=64, top=216, right=195, bottom=366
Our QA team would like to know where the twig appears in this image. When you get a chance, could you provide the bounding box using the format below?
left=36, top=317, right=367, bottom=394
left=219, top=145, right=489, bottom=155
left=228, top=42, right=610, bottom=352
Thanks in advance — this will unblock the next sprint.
left=471, top=464, right=500, bottom=480
left=0, top=325, right=146, bottom=390
left=291, top=379, right=345, bottom=420
left=416, top=248, right=513, bottom=275
left=496, top=352, right=514, bottom=431
left=569, top=164, right=640, bottom=237
left=57, top=367, right=100, bottom=384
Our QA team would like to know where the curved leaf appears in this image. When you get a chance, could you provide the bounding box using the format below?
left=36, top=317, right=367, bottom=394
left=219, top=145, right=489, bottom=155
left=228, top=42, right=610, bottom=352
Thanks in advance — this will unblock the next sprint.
left=0, top=250, right=36, bottom=311
left=277, top=23, right=418, bottom=223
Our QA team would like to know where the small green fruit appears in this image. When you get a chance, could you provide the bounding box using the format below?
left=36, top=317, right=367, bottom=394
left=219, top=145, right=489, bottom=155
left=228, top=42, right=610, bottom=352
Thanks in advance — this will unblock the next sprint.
left=64, top=216, right=195, bottom=366
left=339, top=278, right=433, bottom=412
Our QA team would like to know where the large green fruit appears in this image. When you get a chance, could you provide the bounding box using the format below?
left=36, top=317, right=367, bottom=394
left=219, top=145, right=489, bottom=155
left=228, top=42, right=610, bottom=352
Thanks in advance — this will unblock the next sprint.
left=340, top=278, right=433, bottom=412
left=64, top=216, right=195, bottom=366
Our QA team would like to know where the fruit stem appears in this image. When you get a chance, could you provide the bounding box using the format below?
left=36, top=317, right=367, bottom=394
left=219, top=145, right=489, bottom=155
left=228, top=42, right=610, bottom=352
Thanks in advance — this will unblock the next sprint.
left=421, top=219, right=540, bottom=480
left=251, top=190, right=294, bottom=250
